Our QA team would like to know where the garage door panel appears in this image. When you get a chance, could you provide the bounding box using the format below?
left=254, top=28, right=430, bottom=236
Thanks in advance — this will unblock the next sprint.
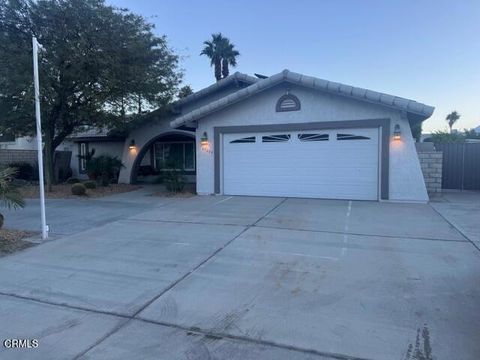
left=223, top=128, right=379, bottom=200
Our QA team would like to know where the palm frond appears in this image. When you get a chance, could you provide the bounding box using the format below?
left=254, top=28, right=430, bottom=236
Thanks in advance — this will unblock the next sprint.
left=0, top=167, right=25, bottom=210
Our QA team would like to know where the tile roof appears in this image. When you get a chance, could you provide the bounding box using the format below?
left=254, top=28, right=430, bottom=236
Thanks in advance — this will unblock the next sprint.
left=171, top=69, right=434, bottom=128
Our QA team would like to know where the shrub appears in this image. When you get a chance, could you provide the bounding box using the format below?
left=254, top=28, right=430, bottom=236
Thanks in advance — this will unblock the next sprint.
left=66, top=177, right=80, bottom=184
left=0, top=167, right=25, bottom=228
left=71, top=183, right=86, bottom=196
left=163, top=169, right=185, bottom=193
left=86, top=155, right=124, bottom=184
left=83, top=180, right=96, bottom=189
left=8, top=162, right=35, bottom=181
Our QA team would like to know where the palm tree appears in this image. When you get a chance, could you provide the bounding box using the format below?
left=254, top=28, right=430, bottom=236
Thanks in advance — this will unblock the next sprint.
left=0, top=167, right=25, bottom=228
left=220, top=40, right=240, bottom=78
left=446, top=111, right=461, bottom=133
left=200, top=33, right=224, bottom=81
left=201, top=33, right=240, bottom=81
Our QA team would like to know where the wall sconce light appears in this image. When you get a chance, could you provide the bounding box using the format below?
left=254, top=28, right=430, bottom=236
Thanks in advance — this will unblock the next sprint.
left=129, top=139, right=136, bottom=150
left=200, top=131, right=211, bottom=153
left=393, top=124, right=401, bottom=140
left=200, top=132, right=208, bottom=146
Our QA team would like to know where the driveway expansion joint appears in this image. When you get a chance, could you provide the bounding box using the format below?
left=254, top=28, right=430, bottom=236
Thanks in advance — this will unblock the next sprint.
left=429, top=203, right=480, bottom=252
left=74, top=197, right=290, bottom=358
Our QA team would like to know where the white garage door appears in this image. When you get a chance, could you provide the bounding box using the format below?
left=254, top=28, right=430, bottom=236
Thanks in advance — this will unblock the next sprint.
left=222, top=128, right=380, bottom=200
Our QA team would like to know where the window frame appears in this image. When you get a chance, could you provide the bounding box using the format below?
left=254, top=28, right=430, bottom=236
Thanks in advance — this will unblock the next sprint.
left=154, top=141, right=195, bottom=171
left=79, top=142, right=88, bottom=174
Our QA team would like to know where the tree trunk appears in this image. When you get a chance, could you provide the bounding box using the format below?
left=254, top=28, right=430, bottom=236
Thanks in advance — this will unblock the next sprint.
left=43, top=130, right=55, bottom=192
left=214, top=58, right=222, bottom=81
left=222, top=58, right=229, bottom=78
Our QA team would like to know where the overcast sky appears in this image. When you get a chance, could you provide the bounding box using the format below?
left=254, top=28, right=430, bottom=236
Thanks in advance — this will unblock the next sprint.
left=109, top=0, right=479, bottom=132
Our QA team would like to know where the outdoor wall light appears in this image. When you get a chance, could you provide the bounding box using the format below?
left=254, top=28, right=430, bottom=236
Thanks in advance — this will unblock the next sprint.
left=200, top=131, right=211, bottom=153
left=129, top=139, right=136, bottom=150
left=200, top=132, right=208, bottom=146
left=393, top=124, right=401, bottom=140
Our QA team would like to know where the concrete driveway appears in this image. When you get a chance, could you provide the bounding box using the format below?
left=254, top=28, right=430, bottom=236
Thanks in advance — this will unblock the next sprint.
left=0, top=190, right=479, bottom=360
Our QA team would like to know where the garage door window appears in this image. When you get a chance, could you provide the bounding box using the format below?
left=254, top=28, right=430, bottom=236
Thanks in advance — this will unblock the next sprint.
left=298, top=133, right=329, bottom=142
left=230, top=136, right=256, bottom=144
left=262, top=134, right=291, bottom=142
left=337, top=133, right=370, bottom=141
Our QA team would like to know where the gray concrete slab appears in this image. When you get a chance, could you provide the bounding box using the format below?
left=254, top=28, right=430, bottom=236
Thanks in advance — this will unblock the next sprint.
left=431, top=191, right=480, bottom=245
left=0, top=220, right=245, bottom=315
left=258, top=198, right=465, bottom=241
left=1, top=198, right=157, bottom=236
left=0, top=295, right=124, bottom=360
left=81, top=320, right=329, bottom=360
left=138, top=226, right=480, bottom=360
left=131, top=195, right=285, bottom=226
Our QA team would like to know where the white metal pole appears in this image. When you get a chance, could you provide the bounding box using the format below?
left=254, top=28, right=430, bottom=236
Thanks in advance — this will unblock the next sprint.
left=32, top=36, right=48, bottom=240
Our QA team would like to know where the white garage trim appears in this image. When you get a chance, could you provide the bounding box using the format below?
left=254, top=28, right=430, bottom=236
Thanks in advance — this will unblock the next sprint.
left=214, top=118, right=391, bottom=200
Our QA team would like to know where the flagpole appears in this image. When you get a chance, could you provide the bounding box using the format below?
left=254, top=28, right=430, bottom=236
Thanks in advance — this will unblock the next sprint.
left=32, top=36, right=48, bottom=240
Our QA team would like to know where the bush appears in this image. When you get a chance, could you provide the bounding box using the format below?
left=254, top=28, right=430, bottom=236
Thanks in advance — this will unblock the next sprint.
left=8, top=162, right=35, bottom=181
left=83, top=180, right=96, bottom=189
left=71, top=183, right=86, bottom=196
left=163, top=169, right=185, bottom=193
left=66, top=177, right=80, bottom=184
left=86, top=155, right=124, bottom=184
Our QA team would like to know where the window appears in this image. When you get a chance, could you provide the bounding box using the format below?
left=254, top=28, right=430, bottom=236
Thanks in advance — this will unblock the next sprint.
left=79, top=142, right=88, bottom=173
left=276, top=94, right=301, bottom=112
left=262, top=134, right=291, bottom=142
left=337, top=133, right=370, bottom=141
left=154, top=142, right=195, bottom=171
left=298, top=133, right=329, bottom=142
left=230, top=136, right=256, bottom=144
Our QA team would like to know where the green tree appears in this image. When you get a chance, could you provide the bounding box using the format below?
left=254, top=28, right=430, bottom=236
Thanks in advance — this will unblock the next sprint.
left=0, top=167, right=25, bottom=229
left=220, top=39, right=240, bottom=78
left=178, top=85, right=193, bottom=99
left=446, top=111, right=461, bottom=133
left=201, top=33, right=240, bottom=81
left=410, top=122, right=422, bottom=142
left=200, top=33, right=224, bottom=81
left=428, top=130, right=465, bottom=143
left=0, top=0, right=181, bottom=190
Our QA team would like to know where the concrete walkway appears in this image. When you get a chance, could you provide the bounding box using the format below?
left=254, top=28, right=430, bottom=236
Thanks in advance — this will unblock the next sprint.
left=0, top=191, right=479, bottom=359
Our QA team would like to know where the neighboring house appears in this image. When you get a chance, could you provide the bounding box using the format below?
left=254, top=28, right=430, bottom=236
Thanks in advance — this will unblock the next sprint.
left=118, top=70, right=435, bottom=202
left=0, top=132, right=37, bottom=150
left=61, top=127, right=125, bottom=179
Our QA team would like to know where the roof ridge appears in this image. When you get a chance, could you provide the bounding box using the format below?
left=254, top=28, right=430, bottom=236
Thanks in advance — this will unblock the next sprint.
left=173, top=72, right=258, bottom=107
left=170, top=70, right=435, bottom=128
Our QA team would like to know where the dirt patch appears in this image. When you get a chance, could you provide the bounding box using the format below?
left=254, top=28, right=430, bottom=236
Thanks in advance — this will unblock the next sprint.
left=19, top=184, right=141, bottom=199
left=0, top=229, right=36, bottom=256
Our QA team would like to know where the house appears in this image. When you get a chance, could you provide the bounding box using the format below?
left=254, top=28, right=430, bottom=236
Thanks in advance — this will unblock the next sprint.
left=61, top=127, right=125, bottom=179
left=118, top=70, right=434, bottom=202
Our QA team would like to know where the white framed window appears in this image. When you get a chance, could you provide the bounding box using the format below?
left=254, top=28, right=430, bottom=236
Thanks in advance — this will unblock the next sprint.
left=79, top=142, right=88, bottom=173
left=154, top=141, right=195, bottom=171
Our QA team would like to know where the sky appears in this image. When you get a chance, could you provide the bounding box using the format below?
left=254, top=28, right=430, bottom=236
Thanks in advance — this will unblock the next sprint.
left=109, top=0, right=479, bottom=133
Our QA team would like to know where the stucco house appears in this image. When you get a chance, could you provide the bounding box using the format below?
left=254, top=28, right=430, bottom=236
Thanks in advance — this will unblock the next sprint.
left=115, top=69, right=434, bottom=202
left=61, top=127, right=125, bottom=179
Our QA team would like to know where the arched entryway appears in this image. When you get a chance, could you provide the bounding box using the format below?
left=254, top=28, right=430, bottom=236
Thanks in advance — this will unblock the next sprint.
left=130, top=131, right=196, bottom=184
